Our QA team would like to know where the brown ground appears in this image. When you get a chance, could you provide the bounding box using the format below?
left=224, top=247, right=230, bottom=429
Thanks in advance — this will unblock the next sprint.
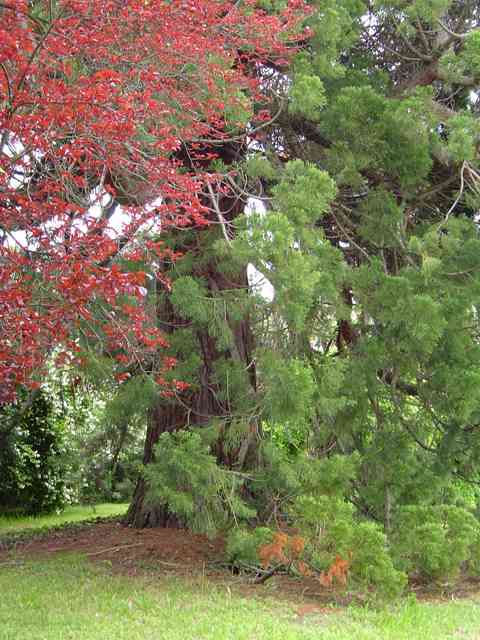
left=1, top=520, right=223, bottom=575
left=1, top=519, right=479, bottom=612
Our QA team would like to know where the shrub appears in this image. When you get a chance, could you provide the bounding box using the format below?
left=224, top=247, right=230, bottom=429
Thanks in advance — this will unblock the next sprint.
left=292, top=494, right=406, bottom=600
left=349, top=522, right=407, bottom=600
left=0, top=390, right=66, bottom=514
left=391, top=505, right=479, bottom=580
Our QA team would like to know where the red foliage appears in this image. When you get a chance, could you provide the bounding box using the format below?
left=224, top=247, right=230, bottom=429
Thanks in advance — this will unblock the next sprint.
left=0, top=0, right=306, bottom=399
left=258, top=531, right=306, bottom=569
left=318, top=554, right=351, bottom=589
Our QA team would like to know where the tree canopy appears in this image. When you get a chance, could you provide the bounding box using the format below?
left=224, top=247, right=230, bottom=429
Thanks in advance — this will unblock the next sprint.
left=0, top=0, right=305, bottom=400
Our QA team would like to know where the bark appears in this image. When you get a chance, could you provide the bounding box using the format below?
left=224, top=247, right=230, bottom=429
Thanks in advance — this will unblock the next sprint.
left=125, top=403, right=191, bottom=528
left=125, top=145, right=257, bottom=527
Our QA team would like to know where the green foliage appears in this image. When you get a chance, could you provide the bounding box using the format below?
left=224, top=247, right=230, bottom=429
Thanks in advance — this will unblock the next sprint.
left=43, top=362, right=146, bottom=505
left=440, top=31, right=480, bottom=87
left=292, top=494, right=407, bottom=600
left=443, top=115, right=480, bottom=162
left=225, top=526, right=274, bottom=566
left=391, top=505, right=480, bottom=580
left=289, top=75, right=326, bottom=120
left=462, top=30, right=480, bottom=75
left=323, top=86, right=432, bottom=188
left=300, top=454, right=359, bottom=497
left=245, top=156, right=277, bottom=181
left=0, top=391, right=66, bottom=515
left=348, top=522, right=407, bottom=601
left=314, top=358, right=350, bottom=420
left=305, top=0, right=365, bottom=79
left=260, top=353, right=316, bottom=425
left=272, top=160, right=337, bottom=225
left=103, top=375, right=158, bottom=426
left=171, top=276, right=210, bottom=325
left=145, top=431, right=255, bottom=536
left=358, top=189, right=404, bottom=248
left=252, top=442, right=304, bottom=517
left=140, top=0, right=480, bottom=594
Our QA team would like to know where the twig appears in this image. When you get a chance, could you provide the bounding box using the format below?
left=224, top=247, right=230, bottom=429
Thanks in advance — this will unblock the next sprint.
left=86, top=542, right=143, bottom=557
left=206, top=180, right=232, bottom=246
left=253, top=565, right=280, bottom=584
left=436, top=19, right=478, bottom=41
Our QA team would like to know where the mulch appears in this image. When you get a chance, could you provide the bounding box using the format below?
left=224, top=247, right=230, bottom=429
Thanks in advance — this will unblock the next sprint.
left=1, top=520, right=223, bottom=575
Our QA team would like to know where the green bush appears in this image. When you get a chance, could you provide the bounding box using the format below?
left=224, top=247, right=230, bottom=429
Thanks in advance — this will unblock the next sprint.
left=391, top=505, right=479, bottom=580
left=0, top=391, right=66, bottom=515
left=348, top=522, right=407, bottom=601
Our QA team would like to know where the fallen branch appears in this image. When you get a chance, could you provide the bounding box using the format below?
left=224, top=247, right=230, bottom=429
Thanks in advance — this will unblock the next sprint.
left=253, top=565, right=281, bottom=584
left=86, top=542, right=143, bottom=557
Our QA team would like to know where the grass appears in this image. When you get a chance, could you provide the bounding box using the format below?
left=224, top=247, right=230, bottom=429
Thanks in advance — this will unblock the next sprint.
left=1, top=555, right=479, bottom=640
left=0, top=503, right=128, bottom=535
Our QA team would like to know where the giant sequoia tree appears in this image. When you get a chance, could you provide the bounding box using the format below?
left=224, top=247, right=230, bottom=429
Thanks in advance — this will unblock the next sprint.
left=127, top=0, right=480, bottom=532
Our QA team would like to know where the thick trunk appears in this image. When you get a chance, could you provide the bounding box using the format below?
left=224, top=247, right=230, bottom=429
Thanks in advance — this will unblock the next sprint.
left=125, top=141, right=257, bottom=529
left=125, top=403, right=190, bottom=528
left=125, top=266, right=257, bottom=528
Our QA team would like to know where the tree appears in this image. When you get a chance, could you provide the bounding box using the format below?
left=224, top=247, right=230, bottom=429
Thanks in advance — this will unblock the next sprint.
left=134, top=0, right=480, bottom=551
left=0, top=389, right=66, bottom=514
left=4, top=1, right=480, bottom=574
left=125, top=172, right=262, bottom=526
left=0, top=0, right=305, bottom=401
left=245, top=0, right=480, bottom=530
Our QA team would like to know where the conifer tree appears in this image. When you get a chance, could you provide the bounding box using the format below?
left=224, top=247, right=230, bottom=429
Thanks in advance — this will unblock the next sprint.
left=242, top=0, right=480, bottom=529
left=128, top=0, right=480, bottom=534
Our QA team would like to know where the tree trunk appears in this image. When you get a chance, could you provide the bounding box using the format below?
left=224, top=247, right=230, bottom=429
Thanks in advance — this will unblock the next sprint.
left=125, top=289, right=257, bottom=527
left=125, top=140, right=258, bottom=529
left=125, top=403, right=191, bottom=528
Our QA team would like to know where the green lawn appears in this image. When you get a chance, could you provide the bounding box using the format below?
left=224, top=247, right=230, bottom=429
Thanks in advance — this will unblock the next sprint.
left=0, top=503, right=128, bottom=535
left=1, top=555, right=479, bottom=640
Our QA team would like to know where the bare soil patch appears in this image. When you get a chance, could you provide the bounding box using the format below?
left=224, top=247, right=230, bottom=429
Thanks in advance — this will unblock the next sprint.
left=1, top=520, right=223, bottom=575
left=0, top=519, right=342, bottom=610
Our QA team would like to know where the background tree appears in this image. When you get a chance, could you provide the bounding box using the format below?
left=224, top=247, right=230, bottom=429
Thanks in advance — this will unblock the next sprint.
left=0, top=389, right=66, bottom=514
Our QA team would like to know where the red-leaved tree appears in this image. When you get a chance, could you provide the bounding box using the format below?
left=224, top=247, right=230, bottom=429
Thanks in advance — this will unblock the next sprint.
left=0, top=0, right=306, bottom=401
